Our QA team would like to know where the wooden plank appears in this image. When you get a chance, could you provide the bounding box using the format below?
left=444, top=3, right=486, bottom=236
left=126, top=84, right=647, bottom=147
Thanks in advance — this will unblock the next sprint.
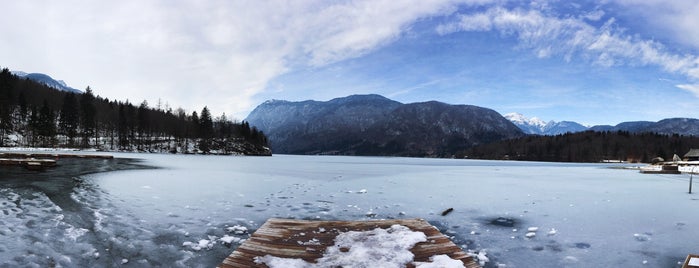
left=0, top=152, right=113, bottom=159
left=0, top=152, right=113, bottom=170
left=219, top=218, right=480, bottom=268
left=683, top=254, right=699, bottom=268
left=0, top=158, right=57, bottom=170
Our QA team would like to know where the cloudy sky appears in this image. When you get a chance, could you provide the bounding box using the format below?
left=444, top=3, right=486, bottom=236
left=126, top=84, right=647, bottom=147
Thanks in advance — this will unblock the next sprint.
left=1, top=0, right=698, bottom=125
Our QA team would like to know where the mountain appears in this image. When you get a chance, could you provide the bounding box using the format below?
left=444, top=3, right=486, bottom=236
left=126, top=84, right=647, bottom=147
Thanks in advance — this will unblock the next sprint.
left=588, top=119, right=699, bottom=136
left=246, top=95, right=524, bottom=156
left=542, top=121, right=589, bottom=135
left=245, top=94, right=402, bottom=153
left=504, top=113, right=547, bottom=134
left=11, top=71, right=82, bottom=93
left=589, top=121, right=655, bottom=132
left=508, top=113, right=699, bottom=136
left=504, top=113, right=588, bottom=135
left=645, top=118, right=699, bottom=136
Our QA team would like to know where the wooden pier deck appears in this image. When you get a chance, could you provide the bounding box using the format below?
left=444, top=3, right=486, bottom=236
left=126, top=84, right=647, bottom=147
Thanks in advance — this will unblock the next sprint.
left=219, top=218, right=480, bottom=268
left=683, top=254, right=699, bottom=268
left=0, top=152, right=113, bottom=170
left=0, top=152, right=114, bottom=159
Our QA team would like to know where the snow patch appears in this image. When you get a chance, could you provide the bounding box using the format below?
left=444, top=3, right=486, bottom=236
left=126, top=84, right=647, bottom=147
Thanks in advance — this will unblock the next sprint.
left=467, top=250, right=490, bottom=266
left=219, top=235, right=242, bottom=245
left=254, top=224, right=427, bottom=268
left=226, top=225, right=248, bottom=234
left=297, top=238, right=321, bottom=246
left=414, top=254, right=465, bottom=268
left=183, top=236, right=218, bottom=251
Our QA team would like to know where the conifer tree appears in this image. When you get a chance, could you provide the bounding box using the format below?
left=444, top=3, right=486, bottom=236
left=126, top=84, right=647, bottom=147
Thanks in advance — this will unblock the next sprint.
left=198, top=106, right=214, bottom=153
left=38, top=100, right=56, bottom=146
left=80, top=87, right=97, bottom=148
left=59, top=93, right=79, bottom=146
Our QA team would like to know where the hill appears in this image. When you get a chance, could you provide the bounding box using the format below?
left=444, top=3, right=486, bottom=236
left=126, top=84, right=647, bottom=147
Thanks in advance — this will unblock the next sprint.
left=11, top=71, right=82, bottom=93
left=246, top=95, right=523, bottom=156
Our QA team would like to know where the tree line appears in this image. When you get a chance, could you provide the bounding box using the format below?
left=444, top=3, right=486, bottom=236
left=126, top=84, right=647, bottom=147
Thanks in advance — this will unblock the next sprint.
left=0, top=68, right=269, bottom=155
left=463, top=130, right=699, bottom=163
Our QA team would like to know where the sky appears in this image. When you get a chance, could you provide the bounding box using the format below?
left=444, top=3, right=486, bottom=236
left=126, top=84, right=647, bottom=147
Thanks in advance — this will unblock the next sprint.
left=1, top=0, right=698, bottom=126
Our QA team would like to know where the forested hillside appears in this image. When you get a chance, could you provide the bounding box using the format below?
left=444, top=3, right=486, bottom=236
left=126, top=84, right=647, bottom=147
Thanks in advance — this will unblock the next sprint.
left=0, top=68, right=270, bottom=155
left=464, top=130, right=699, bottom=163
left=246, top=95, right=524, bottom=156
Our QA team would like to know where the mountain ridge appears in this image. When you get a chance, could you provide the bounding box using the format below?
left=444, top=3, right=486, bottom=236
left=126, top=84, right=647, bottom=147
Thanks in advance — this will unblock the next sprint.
left=246, top=94, right=523, bottom=156
left=11, top=71, right=82, bottom=93
left=507, top=113, right=699, bottom=136
left=504, top=113, right=588, bottom=135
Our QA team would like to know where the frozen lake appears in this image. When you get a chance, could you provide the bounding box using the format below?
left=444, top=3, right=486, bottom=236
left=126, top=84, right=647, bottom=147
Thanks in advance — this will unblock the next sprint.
left=1, top=153, right=698, bottom=267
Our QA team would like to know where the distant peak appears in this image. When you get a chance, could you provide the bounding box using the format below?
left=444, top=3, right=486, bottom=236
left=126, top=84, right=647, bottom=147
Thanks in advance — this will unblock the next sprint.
left=10, top=70, right=82, bottom=93
left=504, top=112, right=547, bottom=127
left=10, top=70, right=28, bottom=77
left=331, top=94, right=391, bottom=102
left=262, top=99, right=289, bottom=105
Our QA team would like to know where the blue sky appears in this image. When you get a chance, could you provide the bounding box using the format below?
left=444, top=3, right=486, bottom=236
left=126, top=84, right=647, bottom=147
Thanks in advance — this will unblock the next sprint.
left=1, top=1, right=698, bottom=125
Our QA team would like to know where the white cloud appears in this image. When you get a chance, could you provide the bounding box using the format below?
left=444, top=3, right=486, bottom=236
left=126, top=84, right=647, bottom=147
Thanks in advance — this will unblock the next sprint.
left=612, top=0, right=699, bottom=51
left=583, top=10, right=605, bottom=21
left=677, top=84, right=699, bottom=98
left=0, top=0, right=488, bottom=119
left=436, top=6, right=699, bottom=95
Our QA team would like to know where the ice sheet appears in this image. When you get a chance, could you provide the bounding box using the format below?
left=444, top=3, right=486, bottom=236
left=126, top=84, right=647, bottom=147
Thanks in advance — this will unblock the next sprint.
left=2, top=153, right=698, bottom=267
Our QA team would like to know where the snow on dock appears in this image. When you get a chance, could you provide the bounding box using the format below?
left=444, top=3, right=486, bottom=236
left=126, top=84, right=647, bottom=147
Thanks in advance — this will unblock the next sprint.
left=684, top=254, right=699, bottom=268
left=219, top=218, right=479, bottom=268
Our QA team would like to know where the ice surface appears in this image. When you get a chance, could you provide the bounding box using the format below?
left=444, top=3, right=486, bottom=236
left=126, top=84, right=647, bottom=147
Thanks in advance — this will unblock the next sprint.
left=2, top=153, right=699, bottom=267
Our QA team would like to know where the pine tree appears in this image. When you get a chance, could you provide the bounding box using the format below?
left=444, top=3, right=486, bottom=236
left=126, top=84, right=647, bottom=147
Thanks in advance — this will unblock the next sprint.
left=80, top=87, right=97, bottom=148
left=118, top=103, right=129, bottom=149
left=28, top=106, right=39, bottom=146
left=38, top=100, right=56, bottom=146
left=59, top=93, right=80, bottom=146
left=0, top=70, right=13, bottom=146
left=198, top=106, right=214, bottom=153
left=137, top=100, right=149, bottom=151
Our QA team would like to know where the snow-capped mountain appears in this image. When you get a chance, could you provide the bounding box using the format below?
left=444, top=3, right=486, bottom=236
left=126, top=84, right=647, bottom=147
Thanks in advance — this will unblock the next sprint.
left=542, top=121, right=589, bottom=135
left=504, top=113, right=548, bottom=134
left=505, top=113, right=588, bottom=135
left=11, top=71, right=82, bottom=93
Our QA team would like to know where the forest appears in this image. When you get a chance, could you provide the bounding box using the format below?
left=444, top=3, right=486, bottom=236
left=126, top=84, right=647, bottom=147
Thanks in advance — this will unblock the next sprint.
left=0, top=68, right=270, bottom=155
left=463, top=130, right=699, bottom=163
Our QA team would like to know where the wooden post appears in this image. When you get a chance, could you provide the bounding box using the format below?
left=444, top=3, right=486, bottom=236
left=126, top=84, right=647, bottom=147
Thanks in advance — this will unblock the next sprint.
left=690, top=167, right=696, bottom=194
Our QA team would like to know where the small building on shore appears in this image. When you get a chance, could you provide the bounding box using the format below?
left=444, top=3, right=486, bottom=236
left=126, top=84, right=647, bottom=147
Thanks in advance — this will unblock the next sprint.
left=684, top=149, right=699, bottom=161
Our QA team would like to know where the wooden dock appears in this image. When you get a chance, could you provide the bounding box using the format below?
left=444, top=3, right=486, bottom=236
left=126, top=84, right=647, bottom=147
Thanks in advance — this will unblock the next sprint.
left=683, top=254, right=699, bottom=268
left=0, top=158, right=57, bottom=170
left=0, top=152, right=113, bottom=170
left=219, top=218, right=480, bottom=268
left=0, top=152, right=114, bottom=159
